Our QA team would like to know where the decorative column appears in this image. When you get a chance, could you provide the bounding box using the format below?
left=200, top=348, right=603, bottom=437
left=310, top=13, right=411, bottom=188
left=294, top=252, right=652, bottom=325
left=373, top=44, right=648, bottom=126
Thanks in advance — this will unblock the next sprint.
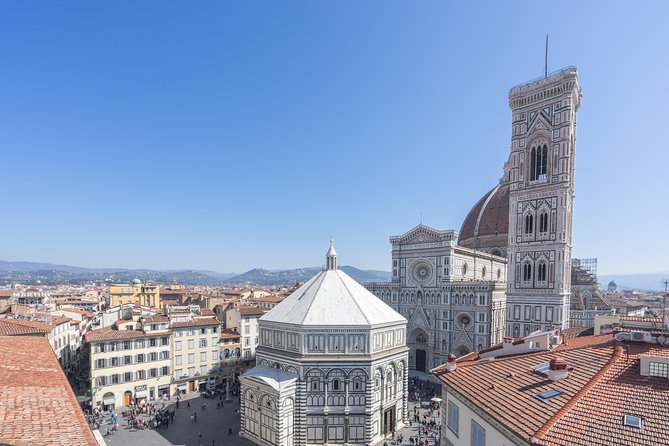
left=364, top=374, right=374, bottom=446
left=344, top=379, right=350, bottom=445
left=323, top=380, right=329, bottom=444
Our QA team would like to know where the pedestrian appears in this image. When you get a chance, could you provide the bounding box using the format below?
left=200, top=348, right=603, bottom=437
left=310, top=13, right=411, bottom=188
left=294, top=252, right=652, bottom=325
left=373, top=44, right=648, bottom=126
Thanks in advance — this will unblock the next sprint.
left=187, top=400, right=191, bottom=408
left=194, top=412, right=198, bottom=422
left=176, top=400, right=179, bottom=409
left=229, top=427, right=233, bottom=435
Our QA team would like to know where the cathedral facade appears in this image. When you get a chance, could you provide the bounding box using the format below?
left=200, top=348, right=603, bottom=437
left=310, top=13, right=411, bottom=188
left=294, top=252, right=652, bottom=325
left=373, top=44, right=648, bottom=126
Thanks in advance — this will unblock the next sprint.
left=365, top=225, right=507, bottom=372
left=369, top=67, right=589, bottom=366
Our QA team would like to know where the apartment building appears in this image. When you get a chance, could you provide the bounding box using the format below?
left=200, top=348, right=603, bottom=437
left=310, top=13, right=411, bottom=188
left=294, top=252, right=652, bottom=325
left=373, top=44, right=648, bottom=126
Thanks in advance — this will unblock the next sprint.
left=225, top=305, right=265, bottom=363
left=86, top=317, right=172, bottom=411
left=171, top=316, right=221, bottom=393
left=108, top=279, right=160, bottom=309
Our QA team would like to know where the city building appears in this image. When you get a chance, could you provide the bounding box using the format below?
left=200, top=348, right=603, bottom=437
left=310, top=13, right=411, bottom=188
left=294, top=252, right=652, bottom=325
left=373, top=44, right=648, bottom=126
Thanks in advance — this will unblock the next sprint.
left=219, top=328, right=242, bottom=395
left=226, top=305, right=265, bottom=363
left=108, top=279, right=161, bottom=308
left=365, top=225, right=507, bottom=371
left=0, top=336, right=98, bottom=446
left=171, top=315, right=221, bottom=394
left=239, top=242, right=409, bottom=446
left=568, top=258, right=613, bottom=327
left=433, top=333, right=669, bottom=446
left=0, top=314, right=80, bottom=375
left=86, top=317, right=172, bottom=410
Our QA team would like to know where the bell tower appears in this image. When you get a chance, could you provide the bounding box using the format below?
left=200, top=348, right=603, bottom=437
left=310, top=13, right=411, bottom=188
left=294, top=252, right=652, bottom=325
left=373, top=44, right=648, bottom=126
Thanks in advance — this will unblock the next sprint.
left=505, top=67, right=582, bottom=337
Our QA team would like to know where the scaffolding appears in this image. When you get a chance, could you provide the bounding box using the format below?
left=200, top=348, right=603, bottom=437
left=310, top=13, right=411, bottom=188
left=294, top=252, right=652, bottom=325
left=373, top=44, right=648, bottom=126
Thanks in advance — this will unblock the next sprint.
left=572, top=258, right=597, bottom=280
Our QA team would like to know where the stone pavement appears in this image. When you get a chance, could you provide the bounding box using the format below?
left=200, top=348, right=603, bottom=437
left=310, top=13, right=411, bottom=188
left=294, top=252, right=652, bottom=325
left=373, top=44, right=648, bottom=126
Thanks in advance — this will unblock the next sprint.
left=101, top=392, right=244, bottom=446
left=98, top=373, right=441, bottom=446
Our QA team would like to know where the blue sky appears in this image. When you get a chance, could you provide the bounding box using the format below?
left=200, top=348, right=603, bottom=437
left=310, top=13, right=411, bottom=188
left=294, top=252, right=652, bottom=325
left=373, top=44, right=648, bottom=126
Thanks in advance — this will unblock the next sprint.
left=1, top=1, right=667, bottom=275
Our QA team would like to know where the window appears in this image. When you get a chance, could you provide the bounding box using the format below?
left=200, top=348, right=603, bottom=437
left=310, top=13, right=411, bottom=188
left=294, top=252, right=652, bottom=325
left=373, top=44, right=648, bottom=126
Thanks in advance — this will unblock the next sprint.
left=200, top=352, right=206, bottom=362
left=96, top=359, right=105, bottom=369
left=174, top=330, right=182, bottom=337
left=136, top=370, right=146, bottom=380
left=187, top=339, right=195, bottom=350
left=199, top=339, right=207, bottom=348
left=188, top=354, right=195, bottom=364
left=149, top=368, right=158, bottom=378
left=447, top=401, right=459, bottom=435
left=462, top=263, right=468, bottom=276
left=537, top=261, right=547, bottom=283
left=471, top=421, right=486, bottom=446
left=124, top=372, right=132, bottom=382
left=523, top=263, right=532, bottom=283
left=187, top=329, right=194, bottom=336
left=175, top=341, right=182, bottom=351
left=530, top=142, right=548, bottom=181
left=123, top=355, right=132, bottom=365
left=212, top=350, right=218, bottom=360
left=649, top=362, right=668, bottom=378
left=200, top=328, right=207, bottom=335
left=175, top=355, right=182, bottom=366
left=623, top=414, right=643, bottom=429
left=524, top=214, right=534, bottom=235
left=161, top=366, right=169, bottom=376
left=478, top=295, right=486, bottom=306
left=536, top=388, right=564, bottom=401
left=200, top=365, right=207, bottom=375
left=149, top=338, right=157, bottom=347
left=244, top=337, right=250, bottom=346
left=136, top=354, right=145, bottom=363
left=539, top=212, right=548, bottom=233
left=333, top=379, right=340, bottom=391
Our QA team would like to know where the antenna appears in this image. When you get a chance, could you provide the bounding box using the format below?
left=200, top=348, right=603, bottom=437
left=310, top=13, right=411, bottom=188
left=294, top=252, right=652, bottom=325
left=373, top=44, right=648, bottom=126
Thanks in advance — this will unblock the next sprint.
left=545, top=34, right=549, bottom=78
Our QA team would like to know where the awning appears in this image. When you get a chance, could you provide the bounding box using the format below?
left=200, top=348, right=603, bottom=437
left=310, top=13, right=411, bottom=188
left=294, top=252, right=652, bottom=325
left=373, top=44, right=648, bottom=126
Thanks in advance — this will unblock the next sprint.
left=103, top=398, right=115, bottom=405
left=135, top=391, right=148, bottom=398
left=158, top=385, right=170, bottom=390
left=177, top=384, right=187, bottom=390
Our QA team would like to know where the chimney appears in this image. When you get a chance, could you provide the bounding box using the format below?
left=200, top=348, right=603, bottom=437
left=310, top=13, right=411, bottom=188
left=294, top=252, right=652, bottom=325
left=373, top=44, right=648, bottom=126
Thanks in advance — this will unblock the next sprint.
left=445, top=353, right=457, bottom=372
left=547, top=357, right=569, bottom=381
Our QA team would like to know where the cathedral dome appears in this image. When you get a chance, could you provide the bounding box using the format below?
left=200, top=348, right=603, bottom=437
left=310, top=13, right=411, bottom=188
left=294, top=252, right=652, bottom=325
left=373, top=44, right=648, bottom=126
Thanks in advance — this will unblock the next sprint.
left=261, top=243, right=405, bottom=328
left=458, top=183, right=509, bottom=255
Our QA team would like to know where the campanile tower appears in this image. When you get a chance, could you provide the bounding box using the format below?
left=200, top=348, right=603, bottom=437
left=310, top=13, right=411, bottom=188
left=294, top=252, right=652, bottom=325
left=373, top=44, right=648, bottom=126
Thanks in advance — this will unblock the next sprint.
left=505, top=67, right=582, bottom=337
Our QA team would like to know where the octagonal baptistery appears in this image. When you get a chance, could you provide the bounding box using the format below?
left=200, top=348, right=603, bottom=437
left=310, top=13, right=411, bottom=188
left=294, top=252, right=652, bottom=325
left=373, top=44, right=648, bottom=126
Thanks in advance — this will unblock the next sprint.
left=239, top=242, right=409, bottom=446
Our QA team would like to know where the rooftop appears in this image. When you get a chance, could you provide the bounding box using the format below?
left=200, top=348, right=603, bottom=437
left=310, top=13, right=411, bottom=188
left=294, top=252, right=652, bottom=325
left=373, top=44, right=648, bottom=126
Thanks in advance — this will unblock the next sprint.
left=0, top=336, right=98, bottom=445
left=434, top=336, right=669, bottom=445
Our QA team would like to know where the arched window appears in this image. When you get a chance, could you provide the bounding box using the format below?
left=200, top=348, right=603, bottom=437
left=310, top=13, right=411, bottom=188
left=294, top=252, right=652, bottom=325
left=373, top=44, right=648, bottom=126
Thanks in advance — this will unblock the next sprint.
left=333, top=379, right=340, bottom=391
left=530, top=143, right=548, bottom=181
left=537, top=261, right=547, bottom=283
left=539, top=212, right=548, bottom=234
left=522, top=263, right=532, bottom=283
left=525, top=214, right=534, bottom=235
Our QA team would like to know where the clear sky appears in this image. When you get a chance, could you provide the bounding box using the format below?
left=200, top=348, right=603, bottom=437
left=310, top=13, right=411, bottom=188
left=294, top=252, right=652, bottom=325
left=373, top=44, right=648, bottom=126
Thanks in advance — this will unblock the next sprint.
left=1, top=1, right=667, bottom=275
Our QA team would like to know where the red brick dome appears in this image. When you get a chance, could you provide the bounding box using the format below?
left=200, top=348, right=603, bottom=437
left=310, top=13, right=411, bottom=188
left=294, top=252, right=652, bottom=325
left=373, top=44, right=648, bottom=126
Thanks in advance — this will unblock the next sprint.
left=458, top=183, right=509, bottom=255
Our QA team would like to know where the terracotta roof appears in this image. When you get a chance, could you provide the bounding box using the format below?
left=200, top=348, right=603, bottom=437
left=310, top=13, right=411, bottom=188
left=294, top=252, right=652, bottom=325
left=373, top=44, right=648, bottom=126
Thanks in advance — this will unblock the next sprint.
left=0, top=290, right=13, bottom=297
left=252, top=295, right=285, bottom=303
left=0, top=319, right=50, bottom=336
left=85, top=326, right=151, bottom=342
left=435, top=336, right=669, bottom=446
left=143, top=314, right=169, bottom=323
left=200, top=308, right=215, bottom=316
left=0, top=336, right=98, bottom=445
left=220, top=328, right=241, bottom=340
left=459, top=183, right=509, bottom=249
left=171, top=317, right=220, bottom=328
left=238, top=306, right=265, bottom=316
left=619, top=316, right=661, bottom=322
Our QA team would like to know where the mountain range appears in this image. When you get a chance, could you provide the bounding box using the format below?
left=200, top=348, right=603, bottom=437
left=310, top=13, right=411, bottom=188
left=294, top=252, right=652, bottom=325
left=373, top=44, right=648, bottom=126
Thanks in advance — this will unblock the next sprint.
left=0, top=260, right=390, bottom=286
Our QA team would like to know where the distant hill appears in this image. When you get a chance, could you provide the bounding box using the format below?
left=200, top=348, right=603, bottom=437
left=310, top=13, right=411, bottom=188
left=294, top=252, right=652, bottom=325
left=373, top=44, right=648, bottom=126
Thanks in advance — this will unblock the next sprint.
left=599, top=273, right=669, bottom=292
left=0, top=260, right=389, bottom=286
left=222, top=265, right=391, bottom=286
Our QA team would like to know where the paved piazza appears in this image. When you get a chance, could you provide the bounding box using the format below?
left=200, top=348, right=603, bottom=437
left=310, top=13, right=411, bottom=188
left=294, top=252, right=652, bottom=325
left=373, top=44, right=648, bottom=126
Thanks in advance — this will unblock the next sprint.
left=101, top=394, right=242, bottom=446
left=99, top=373, right=440, bottom=446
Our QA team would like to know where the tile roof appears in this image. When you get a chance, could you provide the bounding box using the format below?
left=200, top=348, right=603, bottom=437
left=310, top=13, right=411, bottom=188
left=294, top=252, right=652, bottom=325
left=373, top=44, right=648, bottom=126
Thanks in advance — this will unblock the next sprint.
left=434, top=336, right=669, bottom=446
left=0, top=319, right=50, bottom=336
left=0, top=336, right=98, bottom=445
left=238, top=305, right=266, bottom=316
left=220, top=328, right=241, bottom=340
left=85, top=325, right=150, bottom=342
left=171, top=317, right=220, bottom=328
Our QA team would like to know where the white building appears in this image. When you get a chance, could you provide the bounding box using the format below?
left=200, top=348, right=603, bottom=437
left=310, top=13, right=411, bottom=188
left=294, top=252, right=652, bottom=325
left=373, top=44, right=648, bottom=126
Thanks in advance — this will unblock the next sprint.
left=226, top=305, right=264, bottom=362
left=239, top=242, right=409, bottom=446
left=365, top=225, right=507, bottom=369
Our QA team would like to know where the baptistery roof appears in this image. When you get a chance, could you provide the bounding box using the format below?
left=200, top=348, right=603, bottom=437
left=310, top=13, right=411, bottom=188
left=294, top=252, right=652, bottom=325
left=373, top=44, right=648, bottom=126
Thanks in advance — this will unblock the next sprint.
left=458, top=183, right=509, bottom=252
left=261, top=242, right=406, bottom=328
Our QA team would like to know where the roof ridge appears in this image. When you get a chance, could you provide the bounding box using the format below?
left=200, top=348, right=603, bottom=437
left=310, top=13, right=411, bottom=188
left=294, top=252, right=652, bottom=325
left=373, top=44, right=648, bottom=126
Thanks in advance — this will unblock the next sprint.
left=530, top=343, right=623, bottom=443
left=474, top=184, right=501, bottom=237
left=301, top=270, right=327, bottom=323
left=336, top=270, right=371, bottom=325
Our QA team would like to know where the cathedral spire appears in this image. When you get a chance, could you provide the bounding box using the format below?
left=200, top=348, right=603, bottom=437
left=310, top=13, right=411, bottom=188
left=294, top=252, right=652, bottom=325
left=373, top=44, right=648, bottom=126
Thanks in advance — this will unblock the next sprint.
left=326, top=239, right=337, bottom=270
